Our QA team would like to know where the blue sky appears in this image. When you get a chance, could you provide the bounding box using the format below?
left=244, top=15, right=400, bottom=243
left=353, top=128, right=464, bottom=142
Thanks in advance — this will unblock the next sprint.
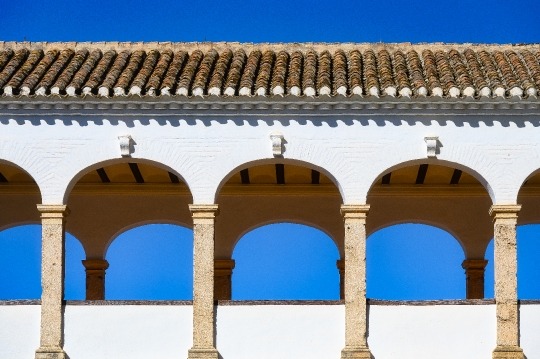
left=0, top=1, right=540, bottom=301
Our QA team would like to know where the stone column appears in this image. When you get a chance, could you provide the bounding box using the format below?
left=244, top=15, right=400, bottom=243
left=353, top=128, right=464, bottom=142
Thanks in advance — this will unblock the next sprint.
left=462, top=259, right=488, bottom=299
left=490, top=205, right=524, bottom=359
left=214, top=259, right=235, bottom=300
left=340, top=204, right=372, bottom=359
left=337, top=259, right=345, bottom=300
left=35, top=204, right=70, bottom=359
left=188, top=204, right=219, bottom=359
left=82, top=259, right=109, bottom=300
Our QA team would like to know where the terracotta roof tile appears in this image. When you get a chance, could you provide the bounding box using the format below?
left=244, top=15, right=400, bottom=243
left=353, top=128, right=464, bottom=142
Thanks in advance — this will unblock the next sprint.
left=82, top=50, right=115, bottom=95
left=159, top=50, right=187, bottom=95
left=363, top=50, right=380, bottom=96
left=332, top=50, right=348, bottom=96
left=208, top=49, right=233, bottom=96
left=1, top=42, right=540, bottom=99
left=406, top=50, right=427, bottom=96
left=287, top=51, right=303, bottom=96
left=239, top=50, right=261, bottom=96
left=348, top=50, right=363, bottom=95
left=176, top=50, right=203, bottom=96
left=223, top=49, right=246, bottom=96
left=129, top=49, right=160, bottom=95
left=20, top=49, right=59, bottom=95
left=270, top=51, right=288, bottom=96
left=36, top=49, right=74, bottom=95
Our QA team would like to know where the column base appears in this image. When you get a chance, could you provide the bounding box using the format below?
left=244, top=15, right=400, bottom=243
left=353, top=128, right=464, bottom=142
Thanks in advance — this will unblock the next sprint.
left=493, top=346, right=524, bottom=359
left=341, top=346, right=373, bottom=359
left=188, top=347, right=219, bottom=359
left=35, top=347, right=66, bottom=359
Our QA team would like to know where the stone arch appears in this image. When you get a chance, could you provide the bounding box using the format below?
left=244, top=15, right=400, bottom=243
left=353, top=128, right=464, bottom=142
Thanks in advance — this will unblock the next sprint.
left=230, top=219, right=339, bottom=258
left=367, top=219, right=466, bottom=258
left=103, top=220, right=192, bottom=259
left=364, top=158, right=494, bottom=204
left=212, top=158, right=345, bottom=204
left=61, top=157, right=192, bottom=204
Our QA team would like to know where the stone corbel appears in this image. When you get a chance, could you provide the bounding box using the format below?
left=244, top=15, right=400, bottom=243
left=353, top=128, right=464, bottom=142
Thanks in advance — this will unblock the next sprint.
left=118, top=135, right=133, bottom=157
left=270, top=132, right=285, bottom=157
left=424, top=136, right=439, bottom=158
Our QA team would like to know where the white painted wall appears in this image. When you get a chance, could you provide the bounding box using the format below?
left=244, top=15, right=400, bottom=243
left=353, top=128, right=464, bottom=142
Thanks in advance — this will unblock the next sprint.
left=216, top=305, right=345, bottom=359
left=1, top=304, right=539, bottom=359
left=63, top=305, right=193, bottom=359
left=0, top=305, right=40, bottom=359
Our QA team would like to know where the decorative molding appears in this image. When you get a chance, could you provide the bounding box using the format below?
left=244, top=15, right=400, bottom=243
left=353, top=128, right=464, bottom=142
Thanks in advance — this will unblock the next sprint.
left=270, top=131, right=285, bottom=157
left=118, top=135, right=132, bottom=157
left=424, top=136, right=439, bottom=158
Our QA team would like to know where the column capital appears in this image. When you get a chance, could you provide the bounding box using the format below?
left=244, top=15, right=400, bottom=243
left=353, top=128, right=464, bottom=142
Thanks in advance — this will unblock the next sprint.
left=340, top=204, right=370, bottom=218
left=189, top=204, right=219, bottom=218
left=462, top=259, right=488, bottom=270
left=214, top=259, right=235, bottom=276
left=489, top=205, right=521, bottom=219
left=36, top=204, right=70, bottom=218
left=82, top=259, right=109, bottom=271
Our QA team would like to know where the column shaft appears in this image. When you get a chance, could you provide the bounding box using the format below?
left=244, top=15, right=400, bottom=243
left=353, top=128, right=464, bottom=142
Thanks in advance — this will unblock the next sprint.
left=189, top=204, right=219, bottom=359
left=337, top=259, right=345, bottom=300
left=490, top=205, right=524, bottom=359
left=35, top=204, right=69, bottom=359
left=214, top=259, right=235, bottom=300
left=82, top=259, right=109, bottom=300
left=340, top=204, right=372, bottom=359
left=462, top=259, right=488, bottom=299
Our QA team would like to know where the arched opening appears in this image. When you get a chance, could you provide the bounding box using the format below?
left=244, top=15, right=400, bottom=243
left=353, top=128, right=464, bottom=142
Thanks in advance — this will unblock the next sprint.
left=215, top=160, right=344, bottom=300
left=366, top=162, right=493, bottom=300
left=64, top=160, right=193, bottom=300
left=484, top=225, right=540, bottom=299
left=0, top=224, right=86, bottom=300
left=232, top=223, right=340, bottom=300
left=105, top=224, right=193, bottom=300
left=367, top=224, right=465, bottom=300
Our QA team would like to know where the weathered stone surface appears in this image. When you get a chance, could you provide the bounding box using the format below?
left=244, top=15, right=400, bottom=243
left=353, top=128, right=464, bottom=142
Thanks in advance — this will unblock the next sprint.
left=490, top=205, right=523, bottom=358
left=214, top=259, right=234, bottom=300
left=82, top=259, right=109, bottom=300
left=462, top=259, right=488, bottom=299
left=340, top=204, right=372, bottom=359
left=188, top=204, right=219, bottom=359
left=35, top=204, right=69, bottom=359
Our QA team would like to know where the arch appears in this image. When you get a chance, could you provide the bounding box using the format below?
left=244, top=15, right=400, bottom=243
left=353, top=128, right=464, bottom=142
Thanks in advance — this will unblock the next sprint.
left=103, top=220, right=192, bottom=259
left=212, top=158, right=345, bottom=203
left=367, top=219, right=466, bottom=258
left=0, top=159, right=43, bottom=202
left=61, top=158, right=192, bottom=204
left=232, top=223, right=340, bottom=300
left=105, top=223, right=194, bottom=300
left=230, top=219, right=339, bottom=257
left=367, top=223, right=466, bottom=300
left=365, top=158, right=494, bottom=203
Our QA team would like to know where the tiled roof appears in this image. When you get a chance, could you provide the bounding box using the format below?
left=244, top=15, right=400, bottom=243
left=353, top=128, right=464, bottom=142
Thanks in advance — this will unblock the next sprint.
left=1, top=42, right=540, bottom=99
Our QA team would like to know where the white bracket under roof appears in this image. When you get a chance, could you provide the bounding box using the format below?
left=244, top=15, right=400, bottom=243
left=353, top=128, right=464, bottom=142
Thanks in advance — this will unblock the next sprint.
left=118, top=135, right=133, bottom=157
left=270, top=132, right=285, bottom=157
left=424, top=136, right=439, bottom=158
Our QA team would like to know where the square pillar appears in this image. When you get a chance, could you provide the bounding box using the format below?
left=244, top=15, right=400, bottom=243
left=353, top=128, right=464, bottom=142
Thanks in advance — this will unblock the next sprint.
left=214, top=259, right=235, bottom=300
left=490, top=205, right=524, bottom=359
left=462, top=259, right=488, bottom=299
left=35, top=204, right=70, bottom=359
left=188, top=204, right=219, bottom=359
left=340, top=204, right=372, bottom=359
left=82, top=259, right=109, bottom=300
left=337, top=259, right=345, bottom=300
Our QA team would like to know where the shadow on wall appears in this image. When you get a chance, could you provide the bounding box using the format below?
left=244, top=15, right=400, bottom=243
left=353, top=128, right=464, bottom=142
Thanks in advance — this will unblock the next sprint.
left=485, top=224, right=540, bottom=300
left=105, top=224, right=194, bottom=300
left=367, top=224, right=466, bottom=300
left=0, top=224, right=85, bottom=300
left=232, top=223, right=340, bottom=300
